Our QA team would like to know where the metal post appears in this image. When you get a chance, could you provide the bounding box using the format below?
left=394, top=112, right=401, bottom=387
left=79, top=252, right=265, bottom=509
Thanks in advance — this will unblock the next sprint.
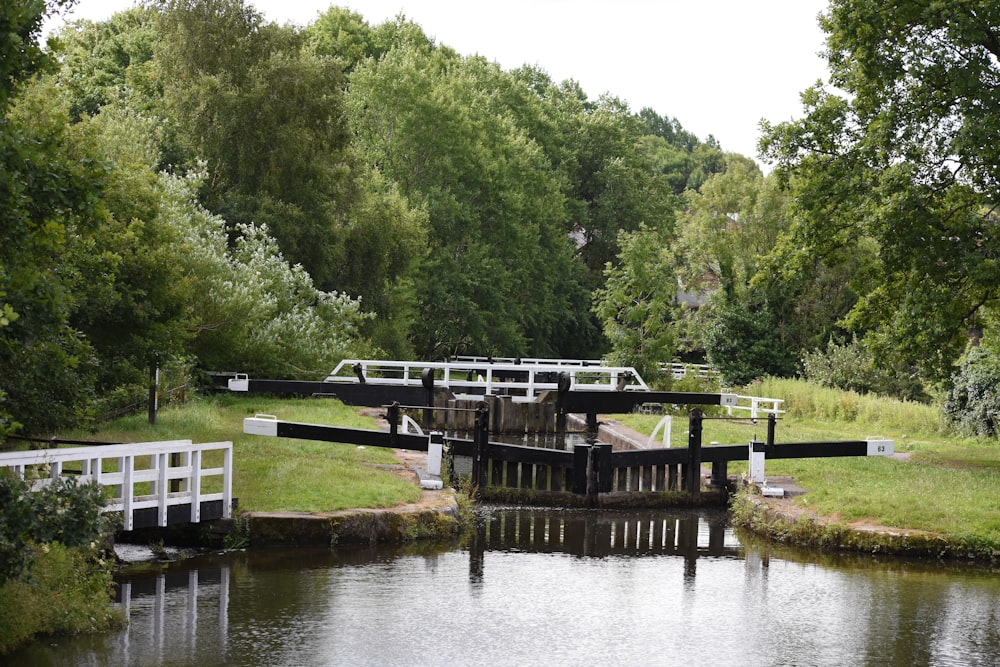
left=148, top=363, right=159, bottom=425
left=687, top=408, right=703, bottom=500
left=767, top=412, right=777, bottom=448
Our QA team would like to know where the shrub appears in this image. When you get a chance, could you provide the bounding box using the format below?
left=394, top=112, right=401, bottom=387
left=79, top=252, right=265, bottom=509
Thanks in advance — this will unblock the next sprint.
left=943, top=347, right=1000, bottom=437
left=0, top=474, right=107, bottom=581
left=0, top=474, right=116, bottom=654
left=0, top=542, right=119, bottom=655
left=704, top=302, right=798, bottom=385
left=801, top=337, right=928, bottom=402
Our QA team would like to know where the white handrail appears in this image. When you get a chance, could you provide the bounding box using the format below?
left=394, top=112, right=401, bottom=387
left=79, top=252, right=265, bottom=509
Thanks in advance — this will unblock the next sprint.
left=325, top=359, right=650, bottom=396
left=0, top=440, right=233, bottom=531
left=647, top=415, right=673, bottom=449
left=725, top=395, right=785, bottom=419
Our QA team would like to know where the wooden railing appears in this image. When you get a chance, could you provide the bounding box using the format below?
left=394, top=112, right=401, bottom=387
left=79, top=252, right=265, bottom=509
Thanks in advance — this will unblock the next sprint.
left=0, top=440, right=233, bottom=531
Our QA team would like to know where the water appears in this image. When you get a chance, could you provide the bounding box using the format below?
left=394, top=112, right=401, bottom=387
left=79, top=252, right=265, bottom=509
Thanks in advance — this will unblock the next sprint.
left=13, top=508, right=1000, bottom=666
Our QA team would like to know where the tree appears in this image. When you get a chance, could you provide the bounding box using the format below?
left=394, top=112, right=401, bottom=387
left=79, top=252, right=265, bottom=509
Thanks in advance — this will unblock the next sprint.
left=592, top=225, right=678, bottom=383
left=0, top=52, right=107, bottom=435
left=760, top=0, right=1000, bottom=381
left=347, top=39, right=600, bottom=358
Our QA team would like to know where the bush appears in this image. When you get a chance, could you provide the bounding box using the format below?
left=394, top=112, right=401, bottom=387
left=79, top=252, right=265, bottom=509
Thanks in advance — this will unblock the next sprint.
left=801, top=337, right=928, bottom=402
left=0, top=474, right=107, bottom=581
left=943, top=347, right=1000, bottom=437
left=0, top=474, right=116, bottom=654
left=704, top=302, right=798, bottom=385
left=0, top=542, right=119, bottom=655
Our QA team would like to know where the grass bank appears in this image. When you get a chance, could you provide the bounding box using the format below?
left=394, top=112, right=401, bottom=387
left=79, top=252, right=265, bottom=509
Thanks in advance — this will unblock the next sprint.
left=65, top=394, right=423, bottom=512
left=615, top=377, right=1000, bottom=558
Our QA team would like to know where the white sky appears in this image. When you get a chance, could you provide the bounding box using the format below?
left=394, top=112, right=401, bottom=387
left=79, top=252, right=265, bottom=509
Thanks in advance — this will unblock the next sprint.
left=43, top=0, right=831, bottom=162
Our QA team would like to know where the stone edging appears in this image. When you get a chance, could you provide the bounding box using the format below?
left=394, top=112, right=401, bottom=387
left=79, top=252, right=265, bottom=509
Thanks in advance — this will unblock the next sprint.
left=245, top=490, right=462, bottom=548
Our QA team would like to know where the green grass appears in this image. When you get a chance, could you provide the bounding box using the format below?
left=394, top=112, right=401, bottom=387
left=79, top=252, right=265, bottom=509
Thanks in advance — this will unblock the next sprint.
left=615, top=377, right=1000, bottom=547
left=63, top=395, right=422, bottom=512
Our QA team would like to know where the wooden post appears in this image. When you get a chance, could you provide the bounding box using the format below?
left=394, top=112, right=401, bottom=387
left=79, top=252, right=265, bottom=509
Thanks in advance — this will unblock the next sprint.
left=472, top=402, right=489, bottom=490
left=572, top=444, right=591, bottom=495
left=387, top=402, right=399, bottom=446
left=711, top=461, right=728, bottom=488
left=421, top=368, right=434, bottom=431
left=594, top=443, right=613, bottom=493
left=687, top=408, right=703, bottom=500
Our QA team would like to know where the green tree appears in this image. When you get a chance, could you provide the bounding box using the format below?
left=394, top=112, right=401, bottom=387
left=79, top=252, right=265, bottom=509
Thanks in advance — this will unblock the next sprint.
left=0, top=53, right=107, bottom=435
left=760, top=0, right=1000, bottom=381
left=592, top=225, right=678, bottom=383
left=347, top=39, right=598, bottom=358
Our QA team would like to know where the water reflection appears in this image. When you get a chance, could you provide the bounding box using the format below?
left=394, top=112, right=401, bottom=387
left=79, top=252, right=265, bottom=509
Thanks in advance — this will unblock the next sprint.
left=468, top=508, right=737, bottom=586
left=12, top=508, right=1000, bottom=667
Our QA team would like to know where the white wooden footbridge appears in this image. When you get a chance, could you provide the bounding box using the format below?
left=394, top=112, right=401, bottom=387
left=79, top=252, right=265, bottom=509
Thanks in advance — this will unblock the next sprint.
left=0, top=440, right=233, bottom=531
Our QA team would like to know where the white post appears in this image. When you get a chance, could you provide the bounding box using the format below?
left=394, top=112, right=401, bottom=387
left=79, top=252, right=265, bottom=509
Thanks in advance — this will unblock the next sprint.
left=157, top=452, right=169, bottom=527
left=749, top=440, right=766, bottom=484
left=123, top=455, right=135, bottom=531
left=428, top=431, right=444, bottom=476
left=222, top=446, right=233, bottom=519
left=190, top=449, right=202, bottom=523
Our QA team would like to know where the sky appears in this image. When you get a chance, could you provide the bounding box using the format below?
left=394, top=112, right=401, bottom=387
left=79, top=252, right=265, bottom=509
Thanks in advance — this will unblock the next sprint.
left=43, top=0, right=832, bottom=162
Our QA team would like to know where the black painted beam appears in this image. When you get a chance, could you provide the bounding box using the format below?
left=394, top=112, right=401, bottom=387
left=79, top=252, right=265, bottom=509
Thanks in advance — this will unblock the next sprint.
left=240, top=379, right=429, bottom=407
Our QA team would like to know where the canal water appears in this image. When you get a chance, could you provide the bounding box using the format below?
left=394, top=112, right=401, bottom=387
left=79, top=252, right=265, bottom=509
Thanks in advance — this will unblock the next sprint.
left=12, top=507, right=1000, bottom=666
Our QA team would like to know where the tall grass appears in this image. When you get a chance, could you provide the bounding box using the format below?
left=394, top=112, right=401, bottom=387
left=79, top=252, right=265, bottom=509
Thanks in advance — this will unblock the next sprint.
left=755, top=377, right=946, bottom=436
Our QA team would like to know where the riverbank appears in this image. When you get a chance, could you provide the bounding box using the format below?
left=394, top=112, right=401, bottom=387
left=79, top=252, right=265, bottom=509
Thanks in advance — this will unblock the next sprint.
left=242, top=452, right=463, bottom=547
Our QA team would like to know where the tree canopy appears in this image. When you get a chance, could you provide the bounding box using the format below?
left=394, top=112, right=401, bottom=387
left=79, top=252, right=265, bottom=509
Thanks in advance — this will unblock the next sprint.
left=761, top=0, right=1000, bottom=380
left=2, top=0, right=797, bottom=435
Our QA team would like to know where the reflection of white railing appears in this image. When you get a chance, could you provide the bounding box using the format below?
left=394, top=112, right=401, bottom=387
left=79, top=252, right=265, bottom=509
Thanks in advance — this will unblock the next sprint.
left=325, top=359, right=649, bottom=397
left=725, top=396, right=785, bottom=420
left=0, top=440, right=233, bottom=531
left=117, top=565, right=230, bottom=664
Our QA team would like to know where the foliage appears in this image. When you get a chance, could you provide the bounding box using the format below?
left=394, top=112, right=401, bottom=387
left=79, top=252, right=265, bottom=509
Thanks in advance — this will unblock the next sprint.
left=1, top=474, right=116, bottom=651
left=760, top=0, right=1000, bottom=382
left=0, top=37, right=106, bottom=434
left=0, top=474, right=107, bottom=582
left=347, top=41, right=603, bottom=358
left=592, top=225, right=678, bottom=381
left=0, top=0, right=76, bottom=110
left=703, top=299, right=799, bottom=385
left=802, top=336, right=928, bottom=401
left=0, top=541, right=119, bottom=655
left=637, top=107, right=726, bottom=193
left=943, top=347, right=1000, bottom=437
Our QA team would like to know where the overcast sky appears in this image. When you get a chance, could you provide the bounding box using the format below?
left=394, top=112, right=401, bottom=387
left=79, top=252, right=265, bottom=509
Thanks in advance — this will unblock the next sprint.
left=44, top=0, right=831, bottom=162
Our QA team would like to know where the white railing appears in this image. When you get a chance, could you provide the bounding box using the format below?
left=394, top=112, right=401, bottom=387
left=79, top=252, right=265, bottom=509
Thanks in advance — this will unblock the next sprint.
left=322, top=359, right=650, bottom=397
left=660, top=362, right=720, bottom=381
left=0, top=440, right=233, bottom=531
left=451, top=355, right=605, bottom=367
left=725, top=395, right=786, bottom=419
